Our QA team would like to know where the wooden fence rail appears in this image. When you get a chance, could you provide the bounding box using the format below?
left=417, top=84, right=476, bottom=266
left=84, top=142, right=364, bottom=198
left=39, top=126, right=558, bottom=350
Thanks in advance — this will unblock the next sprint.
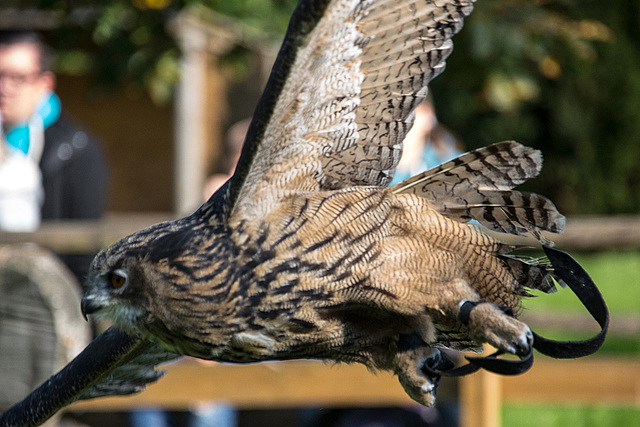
left=65, top=356, right=640, bottom=427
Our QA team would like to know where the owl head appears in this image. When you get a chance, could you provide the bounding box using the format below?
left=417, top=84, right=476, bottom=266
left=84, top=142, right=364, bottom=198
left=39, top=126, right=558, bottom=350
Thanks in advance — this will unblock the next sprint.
left=81, top=229, right=156, bottom=335
left=81, top=217, right=191, bottom=325
left=80, top=212, right=228, bottom=337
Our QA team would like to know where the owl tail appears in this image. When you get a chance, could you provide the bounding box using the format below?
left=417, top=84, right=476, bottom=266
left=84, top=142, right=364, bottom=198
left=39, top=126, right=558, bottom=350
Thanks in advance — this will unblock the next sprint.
left=499, top=253, right=560, bottom=295
left=390, top=141, right=566, bottom=242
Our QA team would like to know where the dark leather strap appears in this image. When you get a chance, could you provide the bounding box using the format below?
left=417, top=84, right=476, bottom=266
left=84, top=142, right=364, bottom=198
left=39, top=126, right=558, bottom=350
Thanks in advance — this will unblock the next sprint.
left=533, top=246, right=609, bottom=358
left=433, top=246, right=608, bottom=378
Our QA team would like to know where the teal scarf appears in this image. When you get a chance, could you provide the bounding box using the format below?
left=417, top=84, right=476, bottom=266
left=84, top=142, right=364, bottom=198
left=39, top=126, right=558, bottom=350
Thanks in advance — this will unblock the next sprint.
left=4, top=91, right=61, bottom=155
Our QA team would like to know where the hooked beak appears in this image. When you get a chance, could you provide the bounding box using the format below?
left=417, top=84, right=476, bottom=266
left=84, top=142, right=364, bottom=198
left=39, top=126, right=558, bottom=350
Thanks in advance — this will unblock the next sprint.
left=80, top=295, right=103, bottom=321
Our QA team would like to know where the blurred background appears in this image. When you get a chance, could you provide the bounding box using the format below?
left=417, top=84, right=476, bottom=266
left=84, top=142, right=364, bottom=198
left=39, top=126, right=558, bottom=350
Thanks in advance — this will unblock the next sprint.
left=0, top=0, right=639, bottom=426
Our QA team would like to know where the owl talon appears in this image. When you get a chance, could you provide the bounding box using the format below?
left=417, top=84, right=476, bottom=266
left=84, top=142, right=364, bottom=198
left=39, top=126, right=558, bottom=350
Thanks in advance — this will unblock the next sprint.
left=393, top=334, right=441, bottom=407
left=421, top=349, right=443, bottom=385
left=461, top=300, right=532, bottom=356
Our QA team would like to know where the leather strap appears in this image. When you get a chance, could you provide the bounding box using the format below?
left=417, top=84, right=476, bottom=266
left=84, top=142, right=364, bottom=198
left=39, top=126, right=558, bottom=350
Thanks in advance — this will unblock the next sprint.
left=432, top=246, right=608, bottom=378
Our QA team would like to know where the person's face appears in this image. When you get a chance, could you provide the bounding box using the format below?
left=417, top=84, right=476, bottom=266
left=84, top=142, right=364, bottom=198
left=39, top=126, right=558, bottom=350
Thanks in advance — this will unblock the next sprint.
left=0, top=43, right=54, bottom=130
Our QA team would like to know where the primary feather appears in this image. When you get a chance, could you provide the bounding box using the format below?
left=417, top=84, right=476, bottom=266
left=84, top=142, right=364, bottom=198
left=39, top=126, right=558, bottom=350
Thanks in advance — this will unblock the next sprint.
left=227, top=0, right=474, bottom=220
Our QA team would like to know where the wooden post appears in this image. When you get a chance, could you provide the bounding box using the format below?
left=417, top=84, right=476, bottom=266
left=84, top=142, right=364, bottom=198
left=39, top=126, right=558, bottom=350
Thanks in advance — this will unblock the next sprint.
left=171, top=11, right=236, bottom=215
left=459, top=346, right=502, bottom=427
left=460, top=370, right=502, bottom=427
left=174, top=31, right=207, bottom=215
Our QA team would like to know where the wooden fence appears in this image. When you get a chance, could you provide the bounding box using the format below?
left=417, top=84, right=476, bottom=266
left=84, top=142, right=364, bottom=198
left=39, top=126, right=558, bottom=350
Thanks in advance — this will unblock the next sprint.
left=1, top=214, right=639, bottom=426
left=65, top=356, right=640, bottom=426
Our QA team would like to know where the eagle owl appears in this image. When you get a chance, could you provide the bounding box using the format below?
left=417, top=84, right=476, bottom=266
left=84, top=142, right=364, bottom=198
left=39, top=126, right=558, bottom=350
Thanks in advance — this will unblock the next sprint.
left=3, top=0, right=598, bottom=424
left=78, top=0, right=565, bottom=407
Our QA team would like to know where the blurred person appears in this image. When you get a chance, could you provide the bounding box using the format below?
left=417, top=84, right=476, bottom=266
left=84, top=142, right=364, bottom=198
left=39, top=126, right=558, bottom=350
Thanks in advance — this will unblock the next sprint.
left=390, top=97, right=464, bottom=185
left=0, top=30, right=108, bottom=281
left=0, top=131, right=41, bottom=232
left=203, top=118, right=250, bottom=199
left=0, top=31, right=105, bottom=425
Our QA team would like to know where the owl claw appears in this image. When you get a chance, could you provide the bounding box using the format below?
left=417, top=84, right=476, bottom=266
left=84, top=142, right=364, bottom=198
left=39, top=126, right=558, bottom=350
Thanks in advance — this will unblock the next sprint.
left=515, top=328, right=534, bottom=357
left=393, top=334, right=442, bottom=407
left=463, top=301, right=533, bottom=356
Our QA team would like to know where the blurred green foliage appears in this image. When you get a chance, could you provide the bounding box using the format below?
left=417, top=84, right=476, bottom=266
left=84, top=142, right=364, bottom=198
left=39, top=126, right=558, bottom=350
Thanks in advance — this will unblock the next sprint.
left=21, top=0, right=298, bottom=102
left=430, top=0, right=640, bottom=215
left=14, top=0, right=640, bottom=215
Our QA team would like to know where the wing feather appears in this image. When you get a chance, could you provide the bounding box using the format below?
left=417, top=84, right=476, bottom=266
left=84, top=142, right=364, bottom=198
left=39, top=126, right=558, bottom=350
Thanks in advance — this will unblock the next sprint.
left=391, top=141, right=567, bottom=238
left=225, top=0, right=474, bottom=221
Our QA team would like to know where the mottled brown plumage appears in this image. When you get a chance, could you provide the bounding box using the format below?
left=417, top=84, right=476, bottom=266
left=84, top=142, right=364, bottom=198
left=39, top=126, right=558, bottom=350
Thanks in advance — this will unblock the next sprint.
left=87, top=0, right=564, bottom=408
left=83, top=143, right=564, bottom=406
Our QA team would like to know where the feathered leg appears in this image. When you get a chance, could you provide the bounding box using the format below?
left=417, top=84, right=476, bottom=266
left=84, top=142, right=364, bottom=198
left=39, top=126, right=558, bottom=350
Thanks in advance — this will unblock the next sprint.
left=393, top=333, right=443, bottom=406
left=459, top=300, right=533, bottom=356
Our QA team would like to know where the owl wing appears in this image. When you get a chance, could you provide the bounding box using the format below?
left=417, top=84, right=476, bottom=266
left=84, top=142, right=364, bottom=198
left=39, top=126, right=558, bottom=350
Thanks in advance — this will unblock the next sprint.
left=391, top=141, right=566, bottom=238
left=0, top=1, right=476, bottom=424
left=224, top=0, right=474, bottom=221
left=0, top=328, right=179, bottom=427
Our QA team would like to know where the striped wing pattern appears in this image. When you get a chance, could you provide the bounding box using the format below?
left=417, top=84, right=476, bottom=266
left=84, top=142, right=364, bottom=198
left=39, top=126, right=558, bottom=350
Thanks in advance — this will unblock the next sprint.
left=227, top=0, right=474, bottom=221
left=391, top=141, right=566, bottom=238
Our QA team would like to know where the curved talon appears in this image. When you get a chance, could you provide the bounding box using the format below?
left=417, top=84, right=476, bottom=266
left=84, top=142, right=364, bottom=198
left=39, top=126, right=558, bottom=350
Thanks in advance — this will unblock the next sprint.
left=420, top=349, right=442, bottom=386
left=516, top=328, right=534, bottom=357
left=460, top=299, right=532, bottom=358
left=394, top=334, right=443, bottom=406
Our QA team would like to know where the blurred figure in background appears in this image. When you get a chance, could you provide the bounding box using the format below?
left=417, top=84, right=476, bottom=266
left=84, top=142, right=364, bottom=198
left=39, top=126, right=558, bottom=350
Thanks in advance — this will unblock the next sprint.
left=0, top=30, right=108, bottom=282
left=390, top=97, right=464, bottom=185
left=203, top=118, right=250, bottom=200
left=0, top=31, right=103, bottom=424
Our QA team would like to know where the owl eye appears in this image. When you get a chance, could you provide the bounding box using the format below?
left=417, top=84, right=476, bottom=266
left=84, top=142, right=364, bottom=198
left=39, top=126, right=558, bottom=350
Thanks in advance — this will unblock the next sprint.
left=108, top=270, right=128, bottom=290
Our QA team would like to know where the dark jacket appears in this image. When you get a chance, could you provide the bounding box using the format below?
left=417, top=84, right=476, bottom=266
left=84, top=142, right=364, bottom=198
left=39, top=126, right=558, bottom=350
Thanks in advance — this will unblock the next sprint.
left=41, top=115, right=108, bottom=221
left=40, top=115, right=109, bottom=282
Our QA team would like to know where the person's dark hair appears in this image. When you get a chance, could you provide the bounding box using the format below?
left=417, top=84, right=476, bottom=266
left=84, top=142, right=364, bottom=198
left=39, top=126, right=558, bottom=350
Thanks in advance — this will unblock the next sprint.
left=0, top=30, right=54, bottom=72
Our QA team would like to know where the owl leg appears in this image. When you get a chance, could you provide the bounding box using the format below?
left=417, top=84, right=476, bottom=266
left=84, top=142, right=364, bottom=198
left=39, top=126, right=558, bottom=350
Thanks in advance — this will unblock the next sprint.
left=437, top=279, right=533, bottom=356
left=392, top=333, right=445, bottom=407
left=458, top=300, right=533, bottom=356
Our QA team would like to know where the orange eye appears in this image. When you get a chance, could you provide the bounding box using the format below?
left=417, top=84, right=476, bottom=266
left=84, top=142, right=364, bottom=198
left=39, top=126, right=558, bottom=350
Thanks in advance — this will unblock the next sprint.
left=109, top=271, right=127, bottom=289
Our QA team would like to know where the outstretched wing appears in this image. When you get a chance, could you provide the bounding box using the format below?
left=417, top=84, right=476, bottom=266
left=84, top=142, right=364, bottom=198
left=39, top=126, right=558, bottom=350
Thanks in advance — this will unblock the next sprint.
left=225, top=0, right=474, bottom=221
left=0, top=328, right=178, bottom=427
left=1, top=1, right=477, bottom=424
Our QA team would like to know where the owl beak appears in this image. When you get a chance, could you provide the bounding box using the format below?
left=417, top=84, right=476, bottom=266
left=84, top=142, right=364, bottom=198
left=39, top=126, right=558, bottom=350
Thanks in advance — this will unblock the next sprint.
left=81, top=295, right=102, bottom=321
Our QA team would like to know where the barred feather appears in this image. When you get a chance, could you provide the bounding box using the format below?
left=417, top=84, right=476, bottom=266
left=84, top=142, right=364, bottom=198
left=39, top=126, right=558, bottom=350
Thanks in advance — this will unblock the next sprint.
left=440, top=190, right=565, bottom=235
left=391, top=141, right=542, bottom=195
left=499, top=254, right=557, bottom=294
left=391, top=141, right=566, bottom=239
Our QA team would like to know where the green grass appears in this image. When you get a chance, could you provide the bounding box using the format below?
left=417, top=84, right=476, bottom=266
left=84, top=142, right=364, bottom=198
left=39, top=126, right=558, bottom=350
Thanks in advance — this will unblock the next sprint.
left=503, top=404, right=640, bottom=427
left=522, top=250, right=640, bottom=314
left=502, top=250, right=640, bottom=424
